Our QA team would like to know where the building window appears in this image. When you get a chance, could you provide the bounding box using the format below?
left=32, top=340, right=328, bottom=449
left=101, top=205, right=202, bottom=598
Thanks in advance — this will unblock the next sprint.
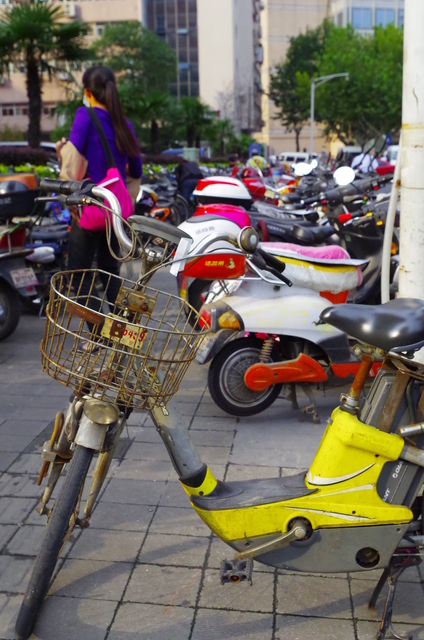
left=2, top=107, right=15, bottom=116
left=94, top=23, right=106, bottom=37
left=375, top=8, right=395, bottom=27
left=352, top=7, right=372, bottom=30
left=398, top=9, right=404, bottom=27
left=337, top=12, right=343, bottom=27
left=156, top=15, right=166, bottom=36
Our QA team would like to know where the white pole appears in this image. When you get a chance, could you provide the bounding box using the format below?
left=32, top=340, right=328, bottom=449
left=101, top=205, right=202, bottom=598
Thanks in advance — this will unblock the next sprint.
left=310, top=78, right=315, bottom=155
left=381, top=133, right=402, bottom=303
left=398, top=0, right=424, bottom=299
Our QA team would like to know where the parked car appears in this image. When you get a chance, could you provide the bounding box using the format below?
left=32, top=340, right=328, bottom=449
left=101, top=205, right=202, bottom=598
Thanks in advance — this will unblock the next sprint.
left=278, top=151, right=318, bottom=164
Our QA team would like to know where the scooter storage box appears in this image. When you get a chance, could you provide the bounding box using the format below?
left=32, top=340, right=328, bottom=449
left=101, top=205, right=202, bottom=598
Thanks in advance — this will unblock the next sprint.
left=0, top=174, right=40, bottom=220
left=193, top=177, right=253, bottom=209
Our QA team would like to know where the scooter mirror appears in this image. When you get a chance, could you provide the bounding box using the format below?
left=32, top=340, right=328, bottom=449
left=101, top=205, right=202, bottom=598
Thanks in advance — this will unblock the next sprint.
left=294, top=162, right=313, bottom=177
left=374, top=134, right=387, bottom=155
left=333, top=166, right=356, bottom=186
left=238, top=227, right=259, bottom=252
left=363, top=137, right=375, bottom=154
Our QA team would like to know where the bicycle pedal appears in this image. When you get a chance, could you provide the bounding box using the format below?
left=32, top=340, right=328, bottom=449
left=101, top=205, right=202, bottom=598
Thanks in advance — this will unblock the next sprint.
left=220, top=558, right=253, bottom=585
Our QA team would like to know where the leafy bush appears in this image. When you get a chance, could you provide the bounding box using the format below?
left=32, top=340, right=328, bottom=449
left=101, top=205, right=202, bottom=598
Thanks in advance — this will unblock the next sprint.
left=0, top=126, right=25, bottom=142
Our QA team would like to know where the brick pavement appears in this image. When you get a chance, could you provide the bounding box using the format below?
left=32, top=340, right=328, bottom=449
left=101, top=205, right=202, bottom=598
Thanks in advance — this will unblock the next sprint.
left=1, top=272, right=424, bottom=639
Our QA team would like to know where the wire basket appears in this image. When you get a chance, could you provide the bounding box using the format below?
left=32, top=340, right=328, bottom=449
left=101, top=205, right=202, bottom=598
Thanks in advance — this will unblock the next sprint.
left=40, top=269, right=209, bottom=411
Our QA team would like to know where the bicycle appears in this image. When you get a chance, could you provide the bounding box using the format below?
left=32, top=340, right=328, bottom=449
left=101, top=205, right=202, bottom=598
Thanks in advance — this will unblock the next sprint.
left=15, top=177, right=424, bottom=640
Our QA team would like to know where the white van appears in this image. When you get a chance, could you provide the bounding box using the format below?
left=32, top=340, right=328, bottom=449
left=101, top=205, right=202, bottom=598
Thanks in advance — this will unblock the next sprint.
left=279, top=151, right=318, bottom=164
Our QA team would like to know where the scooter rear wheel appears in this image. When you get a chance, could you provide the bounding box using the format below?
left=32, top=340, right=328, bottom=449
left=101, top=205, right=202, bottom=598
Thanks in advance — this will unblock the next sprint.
left=208, top=337, right=282, bottom=416
left=0, top=281, right=20, bottom=341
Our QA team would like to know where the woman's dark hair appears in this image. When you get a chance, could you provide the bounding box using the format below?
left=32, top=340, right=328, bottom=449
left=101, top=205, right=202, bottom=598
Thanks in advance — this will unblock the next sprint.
left=82, top=65, right=139, bottom=158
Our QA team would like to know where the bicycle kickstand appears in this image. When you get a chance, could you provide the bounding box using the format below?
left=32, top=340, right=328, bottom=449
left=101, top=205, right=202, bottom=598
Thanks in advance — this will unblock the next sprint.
left=372, top=551, right=421, bottom=640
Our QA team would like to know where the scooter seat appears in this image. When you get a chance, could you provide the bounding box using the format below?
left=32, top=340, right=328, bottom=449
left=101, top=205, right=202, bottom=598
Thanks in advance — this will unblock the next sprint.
left=31, top=225, right=69, bottom=242
left=320, top=298, right=424, bottom=353
left=290, top=223, right=335, bottom=244
left=263, top=243, right=350, bottom=261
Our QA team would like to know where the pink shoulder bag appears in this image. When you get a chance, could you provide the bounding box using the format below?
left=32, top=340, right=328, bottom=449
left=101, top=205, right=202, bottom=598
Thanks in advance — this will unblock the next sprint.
left=79, top=107, right=134, bottom=232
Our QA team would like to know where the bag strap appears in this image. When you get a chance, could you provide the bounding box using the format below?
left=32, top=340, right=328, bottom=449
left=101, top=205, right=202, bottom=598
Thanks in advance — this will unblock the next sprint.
left=86, top=106, right=116, bottom=169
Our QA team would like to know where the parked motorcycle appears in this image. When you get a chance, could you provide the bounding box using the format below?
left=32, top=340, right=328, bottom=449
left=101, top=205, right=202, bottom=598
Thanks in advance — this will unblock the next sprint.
left=0, top=174, right=41, bottom=339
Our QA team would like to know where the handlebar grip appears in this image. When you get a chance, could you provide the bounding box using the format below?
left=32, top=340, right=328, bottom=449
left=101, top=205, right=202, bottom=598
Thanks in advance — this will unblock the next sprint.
left=258, top=247, right=286, bottom=273
left=40, top=178, right=93, bottom=195
left=255, top=248, right=292, bottom=286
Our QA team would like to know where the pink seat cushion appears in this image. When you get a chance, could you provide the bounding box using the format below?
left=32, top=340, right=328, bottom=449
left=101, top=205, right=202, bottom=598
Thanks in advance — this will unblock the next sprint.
left=264, top=242, right=350, bottom=260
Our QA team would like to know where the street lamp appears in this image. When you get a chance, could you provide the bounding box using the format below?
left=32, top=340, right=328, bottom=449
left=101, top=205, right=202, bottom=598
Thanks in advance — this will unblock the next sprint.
left=310, top=73, right=349, bottom=154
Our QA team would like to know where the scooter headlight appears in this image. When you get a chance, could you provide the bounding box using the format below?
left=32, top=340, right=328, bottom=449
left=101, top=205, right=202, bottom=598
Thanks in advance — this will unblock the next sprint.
left=83, top=399, right=120, bottom=426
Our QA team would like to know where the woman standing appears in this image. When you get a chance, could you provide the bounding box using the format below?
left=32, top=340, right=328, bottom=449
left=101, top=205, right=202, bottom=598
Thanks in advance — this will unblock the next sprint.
left=61, top=65, right=142, bottom=309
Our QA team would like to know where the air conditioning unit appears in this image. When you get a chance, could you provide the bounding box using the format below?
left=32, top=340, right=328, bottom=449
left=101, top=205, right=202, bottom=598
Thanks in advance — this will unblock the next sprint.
left=58, top=71, right=72, bottom=82
left=64, top=2, right=76, bottom=18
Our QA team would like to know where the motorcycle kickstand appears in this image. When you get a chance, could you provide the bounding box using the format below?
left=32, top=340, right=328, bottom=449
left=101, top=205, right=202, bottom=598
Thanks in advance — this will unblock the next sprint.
left=371, top=553, right=421, bottom=640
left=299, top=384, right=320, bottom=424
left=288, top=384, right=298, bottom=410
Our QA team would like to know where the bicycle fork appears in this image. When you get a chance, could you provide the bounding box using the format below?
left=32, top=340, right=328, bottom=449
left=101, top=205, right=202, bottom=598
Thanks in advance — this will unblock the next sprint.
left=37, top=397, right=126, bottom=528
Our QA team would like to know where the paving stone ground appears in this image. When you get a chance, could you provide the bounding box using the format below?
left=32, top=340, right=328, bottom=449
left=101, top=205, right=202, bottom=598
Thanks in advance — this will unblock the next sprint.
left=1, top=269, right=423, bottom=640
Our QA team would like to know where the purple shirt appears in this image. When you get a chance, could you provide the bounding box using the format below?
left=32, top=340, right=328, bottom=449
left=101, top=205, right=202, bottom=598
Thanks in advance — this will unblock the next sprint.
left=69, top=106, right=142, bottom=185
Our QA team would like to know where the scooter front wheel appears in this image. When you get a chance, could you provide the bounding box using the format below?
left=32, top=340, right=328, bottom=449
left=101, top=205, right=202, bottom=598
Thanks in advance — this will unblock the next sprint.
left=208, top=337, right=282, bottom=416
left=15, top=445, right=94, bottom=640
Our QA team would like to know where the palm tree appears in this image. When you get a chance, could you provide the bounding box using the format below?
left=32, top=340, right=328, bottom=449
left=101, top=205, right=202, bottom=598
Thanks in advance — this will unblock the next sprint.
left=179, top=97, right=213, bottom=148
left=0, top=0, right=88, bottom=147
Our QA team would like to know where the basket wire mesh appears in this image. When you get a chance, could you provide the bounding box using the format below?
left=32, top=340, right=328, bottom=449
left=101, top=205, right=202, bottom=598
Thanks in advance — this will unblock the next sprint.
left=40, top=269, right=209, bottom=410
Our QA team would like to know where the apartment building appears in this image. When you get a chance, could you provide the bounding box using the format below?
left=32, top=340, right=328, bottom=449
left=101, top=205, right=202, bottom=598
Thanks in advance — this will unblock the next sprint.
left=197, top=0, right=263, bottom=134
left=331, top=0, right=404, bottom=30
left=0, top=0, right=142, bottom=132
left=0, top=0, right=262, bottom=138
left=256, top=0, right=330, bottom=155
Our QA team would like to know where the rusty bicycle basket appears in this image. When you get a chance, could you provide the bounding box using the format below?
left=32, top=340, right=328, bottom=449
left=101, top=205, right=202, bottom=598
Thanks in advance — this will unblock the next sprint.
left=40, top=269, right=209, bottom=410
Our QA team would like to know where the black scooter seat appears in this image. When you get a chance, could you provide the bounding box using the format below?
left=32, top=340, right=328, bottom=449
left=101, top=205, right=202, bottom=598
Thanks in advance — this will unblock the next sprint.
left=31, top=225, right=69, bottom=242
left=290, top=224, right=335, bottom=245
left=320, top=298, right=424, bottom=353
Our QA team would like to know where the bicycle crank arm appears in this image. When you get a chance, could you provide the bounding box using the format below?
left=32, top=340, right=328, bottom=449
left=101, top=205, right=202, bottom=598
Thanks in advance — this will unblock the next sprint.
left=234, top=522, right=308, bottom=560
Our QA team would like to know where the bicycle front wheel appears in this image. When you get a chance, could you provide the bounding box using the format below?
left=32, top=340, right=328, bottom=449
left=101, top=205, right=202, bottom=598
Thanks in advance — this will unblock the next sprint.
left=15, top=445, right=94, bottom=640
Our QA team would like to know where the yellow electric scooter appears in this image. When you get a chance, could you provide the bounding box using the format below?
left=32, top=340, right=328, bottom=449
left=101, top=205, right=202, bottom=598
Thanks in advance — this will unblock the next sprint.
left=16, top=179, right=424, bottom=640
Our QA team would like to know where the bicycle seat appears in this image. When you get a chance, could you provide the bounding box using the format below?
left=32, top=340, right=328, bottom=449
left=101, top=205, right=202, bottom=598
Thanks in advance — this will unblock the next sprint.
left=320, top=298, right=424, bottom=353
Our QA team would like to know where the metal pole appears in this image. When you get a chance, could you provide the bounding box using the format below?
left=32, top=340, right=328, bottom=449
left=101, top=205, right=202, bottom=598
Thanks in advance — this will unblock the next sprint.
left=381, top=133, right=402, bottom=303
left=310, top=78, right=315, bottom=154
left=398, top=0, right=424, bottom=299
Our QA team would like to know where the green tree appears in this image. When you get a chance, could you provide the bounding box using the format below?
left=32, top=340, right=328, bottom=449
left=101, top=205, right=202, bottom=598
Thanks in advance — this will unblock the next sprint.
left=203, top=117, right=234, bottom=156
left=92, top=21, right=176, bottom=151
left=176, top=97, right=214, bottom=148
left=0, top=0, right=88, bottom=147
left=269, top=22, right=329, bottom=151
left=316, top=24, right=403, bottom=144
